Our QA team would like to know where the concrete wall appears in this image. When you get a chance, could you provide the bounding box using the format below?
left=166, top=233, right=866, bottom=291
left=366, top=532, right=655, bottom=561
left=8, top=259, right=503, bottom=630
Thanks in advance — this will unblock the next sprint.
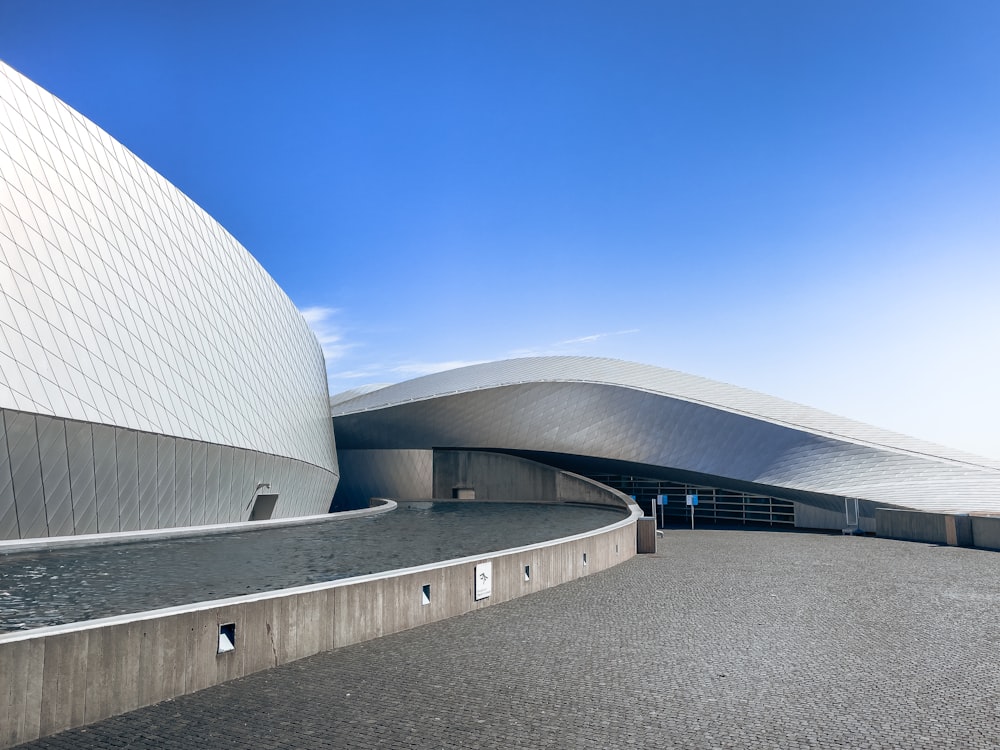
left=875, top=509, right=1000, bottom=552
left=0, top=493, right=640, bottom=747
left=875, top=508, right=973, bottom=546
left=433, top=450, right=556, bottom=501
left=556, top=471, right=632, bottom=509
left=793, top=500, right=877, bottom=533
left=433, top=450, right=624, bottom=508
left=336, top=449, right=634, bottom=510
left=970, top=516, right=1000, bottom=551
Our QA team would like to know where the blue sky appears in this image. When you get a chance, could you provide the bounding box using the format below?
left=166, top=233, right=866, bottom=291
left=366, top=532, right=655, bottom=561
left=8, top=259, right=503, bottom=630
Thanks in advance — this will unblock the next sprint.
left=2, top=1, right=998, bottom=459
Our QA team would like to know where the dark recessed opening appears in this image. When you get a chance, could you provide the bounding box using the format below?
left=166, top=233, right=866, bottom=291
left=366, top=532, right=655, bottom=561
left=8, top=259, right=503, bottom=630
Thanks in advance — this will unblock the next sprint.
left=250, top=493, right=278, bottom=521
left=218, top=622, right=236, bottom=654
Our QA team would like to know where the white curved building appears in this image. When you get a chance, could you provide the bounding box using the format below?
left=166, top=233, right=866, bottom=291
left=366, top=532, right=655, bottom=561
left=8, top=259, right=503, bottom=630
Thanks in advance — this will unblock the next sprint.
left=0, top=62, right=338, bottom=540
left=331, top=357, right=1000, bottom=529
left=5, top=56, right=997, bottom=542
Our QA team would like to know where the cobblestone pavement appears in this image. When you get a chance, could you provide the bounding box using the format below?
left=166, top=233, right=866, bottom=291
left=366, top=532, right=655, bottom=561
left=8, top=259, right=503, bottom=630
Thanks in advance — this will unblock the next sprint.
left=19, top=530, right=1000, bottom=749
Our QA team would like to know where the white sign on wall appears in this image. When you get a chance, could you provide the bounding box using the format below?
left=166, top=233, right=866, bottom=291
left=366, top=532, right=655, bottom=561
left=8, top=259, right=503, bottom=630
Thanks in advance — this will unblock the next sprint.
left=475, top=561, right=492, bottom=600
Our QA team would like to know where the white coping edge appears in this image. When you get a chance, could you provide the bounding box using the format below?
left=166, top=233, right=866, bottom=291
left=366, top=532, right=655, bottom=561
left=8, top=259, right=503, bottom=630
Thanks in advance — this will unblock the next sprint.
left=0, top=500, right=397, bottom=554
left=0, top=499, right=642, bottom=645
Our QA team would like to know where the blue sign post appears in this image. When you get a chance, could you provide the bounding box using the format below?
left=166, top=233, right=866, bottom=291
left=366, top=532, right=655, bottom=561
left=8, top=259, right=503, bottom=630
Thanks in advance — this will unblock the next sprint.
left=685, top=493, right=698, bottom=529
left=657, top=494, right=667, bottom=528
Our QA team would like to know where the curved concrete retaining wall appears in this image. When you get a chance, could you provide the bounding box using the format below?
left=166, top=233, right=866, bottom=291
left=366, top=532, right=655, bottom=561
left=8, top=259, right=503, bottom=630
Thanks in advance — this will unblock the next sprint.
left=0, top=483, right=639, bottom=747
left=877, top=508, right=1000, bottom=550
left=876, top=508, right=973, bottom=546
left=335, top=448, right=640, bottom=510
left=434, top=449, right=629, bottom=509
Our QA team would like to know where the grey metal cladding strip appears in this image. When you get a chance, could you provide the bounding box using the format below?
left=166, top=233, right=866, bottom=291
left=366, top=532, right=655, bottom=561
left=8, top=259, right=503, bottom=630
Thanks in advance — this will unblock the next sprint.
left=173, top=438, right=192, bottom=527
left=92, top=423, right=119, bottom=533
left=298, top=468, right=313, bottom=513
left=6, top=410, right=46, bottom=537
left=286, top=462, right=301, bottom=515
left=189, top=440, right=207, bottom=525
left=228, top=447, right=246, bottom=523
left=292, top=462, right=305, bottom=514
left=35, top=415, right=73, bottom=536
left=257, top=452, right=275, bottom=515
left=205, top=443, right=221, bottom=525
left=305, top=468, right=319, bottom=512
left=262, top=453, right=277, bottom=506
left=217, top=445, right=234, bottom=524
left=65, top=420, right=97, bottom=535
left=243, top=451, right=259, bottom=519
left=115, top=428, right=140, bottom=532
left=0, top=409, right=20, bottom=539
left=155, top=434, right=175, bottom=529
left=275, top=455, right=291, bottom=515
left=291, top=463, right=315, bottom=517
left=136, top=431, right=157, bottom=529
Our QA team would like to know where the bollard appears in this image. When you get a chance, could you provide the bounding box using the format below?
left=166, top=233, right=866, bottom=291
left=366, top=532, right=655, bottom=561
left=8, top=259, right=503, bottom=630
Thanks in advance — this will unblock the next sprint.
left=637, top=517, right=657, bottom=553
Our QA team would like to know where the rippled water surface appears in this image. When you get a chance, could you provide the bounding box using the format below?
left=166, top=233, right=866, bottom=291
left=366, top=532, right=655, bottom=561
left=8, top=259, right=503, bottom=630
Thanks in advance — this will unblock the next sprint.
left=0, top=502, right=624, bottom=632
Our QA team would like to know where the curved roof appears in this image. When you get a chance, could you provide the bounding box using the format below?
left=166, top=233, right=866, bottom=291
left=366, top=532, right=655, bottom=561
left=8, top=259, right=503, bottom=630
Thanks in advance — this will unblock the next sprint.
left=331, top=356, right=1000, bottom=513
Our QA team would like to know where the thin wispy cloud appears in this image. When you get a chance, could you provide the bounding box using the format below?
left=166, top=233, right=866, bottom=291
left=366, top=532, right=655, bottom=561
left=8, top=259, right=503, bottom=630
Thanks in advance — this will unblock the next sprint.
left=332, top=367, right=387, bottom=380
left=555, top=329, right=640, bottom=346
left=329, top=360, right=487, bottom=393
left=299, top=306, right=352, bottom=362
left=509, top=329, right=641, bottom=358
left=328, top=359, right=487, bottom=396
left=391, top=360, right=489, bottom=377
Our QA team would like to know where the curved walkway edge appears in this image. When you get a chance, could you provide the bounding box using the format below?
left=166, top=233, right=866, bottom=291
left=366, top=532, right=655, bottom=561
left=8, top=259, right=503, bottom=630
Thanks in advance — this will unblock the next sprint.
left=1, top=487, right=640, bottom=747
left=14, top=529, right=1000, bottom=750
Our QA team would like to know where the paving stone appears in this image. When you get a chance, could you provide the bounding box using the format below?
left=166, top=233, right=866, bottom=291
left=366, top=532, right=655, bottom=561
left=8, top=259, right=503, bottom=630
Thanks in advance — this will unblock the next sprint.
left=15, top=530, right=1000, bottom=749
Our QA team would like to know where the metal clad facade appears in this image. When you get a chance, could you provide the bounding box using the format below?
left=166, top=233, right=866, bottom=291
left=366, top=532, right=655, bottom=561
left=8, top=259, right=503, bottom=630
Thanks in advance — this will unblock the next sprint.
left=0, top=62, right=338, bottom=539
left=332, top=357, right=1000, bottom=515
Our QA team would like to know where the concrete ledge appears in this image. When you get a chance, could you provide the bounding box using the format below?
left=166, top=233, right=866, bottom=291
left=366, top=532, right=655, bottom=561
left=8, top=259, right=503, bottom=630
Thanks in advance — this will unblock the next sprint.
left=0, top=490, right=639, bottom=747
left=0, top=500, right=395, bottom=555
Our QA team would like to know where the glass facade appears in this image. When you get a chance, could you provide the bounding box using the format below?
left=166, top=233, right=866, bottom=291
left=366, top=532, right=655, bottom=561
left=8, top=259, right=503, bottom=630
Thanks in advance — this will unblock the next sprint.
left=588, top=474, right=795, bottom=527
